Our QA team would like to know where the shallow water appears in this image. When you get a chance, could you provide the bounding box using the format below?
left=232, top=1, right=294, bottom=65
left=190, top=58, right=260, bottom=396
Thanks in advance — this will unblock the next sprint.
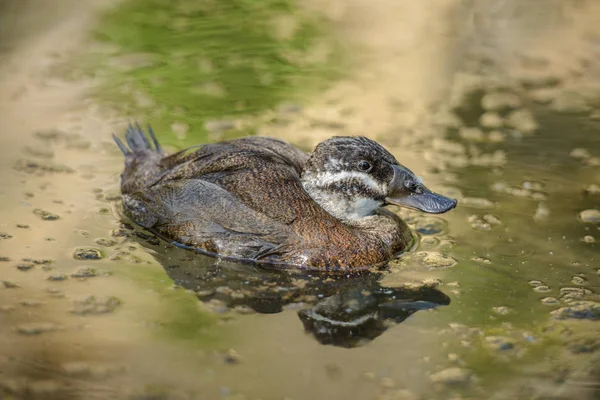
left=1, top=1, right=600, bottom=400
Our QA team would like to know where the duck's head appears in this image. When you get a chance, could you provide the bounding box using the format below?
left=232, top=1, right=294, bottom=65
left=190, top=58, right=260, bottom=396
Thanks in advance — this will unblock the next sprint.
left=301, top=136, right=457, bottom=221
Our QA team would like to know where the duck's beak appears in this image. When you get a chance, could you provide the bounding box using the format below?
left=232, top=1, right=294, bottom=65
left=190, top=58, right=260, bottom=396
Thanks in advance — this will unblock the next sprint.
left=385, top=165, right=457, bottom=214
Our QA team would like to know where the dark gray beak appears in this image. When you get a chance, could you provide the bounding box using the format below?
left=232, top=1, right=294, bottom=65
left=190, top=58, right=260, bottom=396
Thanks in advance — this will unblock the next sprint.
left=385, top=165, right=457, bottom=214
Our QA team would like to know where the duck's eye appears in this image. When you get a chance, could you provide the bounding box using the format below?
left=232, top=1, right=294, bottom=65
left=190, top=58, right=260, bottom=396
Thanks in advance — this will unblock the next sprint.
left=357, top=161, right=372, bottom=172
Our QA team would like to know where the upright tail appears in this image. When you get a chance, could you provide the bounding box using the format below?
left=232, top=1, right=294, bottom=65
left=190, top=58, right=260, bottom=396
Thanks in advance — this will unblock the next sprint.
left=113, top=122, right=163, bottom=156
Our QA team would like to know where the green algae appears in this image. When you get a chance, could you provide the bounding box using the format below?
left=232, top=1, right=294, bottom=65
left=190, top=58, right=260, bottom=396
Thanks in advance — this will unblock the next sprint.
left=87, top=0, right=344, bottom=148
left=113, top=262, right=224, bottom=347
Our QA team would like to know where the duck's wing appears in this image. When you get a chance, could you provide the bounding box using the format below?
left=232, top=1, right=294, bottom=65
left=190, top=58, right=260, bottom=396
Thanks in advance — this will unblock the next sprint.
left=153, top=136, right=309, bottom=185
left=145, top=136, right=313, bottom=225
left=124, top=178, right=299, bottom=260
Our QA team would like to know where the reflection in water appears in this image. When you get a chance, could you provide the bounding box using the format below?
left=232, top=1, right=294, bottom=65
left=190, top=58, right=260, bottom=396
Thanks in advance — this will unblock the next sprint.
left=128, top=227, right=450, bottom=348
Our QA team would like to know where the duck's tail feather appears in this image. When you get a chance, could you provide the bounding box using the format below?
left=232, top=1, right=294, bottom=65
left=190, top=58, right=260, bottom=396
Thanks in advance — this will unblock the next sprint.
left=113, top=122, right=163, bottom=156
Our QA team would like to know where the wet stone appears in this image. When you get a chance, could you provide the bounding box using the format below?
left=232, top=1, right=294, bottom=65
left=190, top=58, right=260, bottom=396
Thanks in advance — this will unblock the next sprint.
left=2, top=280, right=20, bottom=288
left=461, top=197, right=495, bottom=209
left=13, top=158, right=74, bottom=174
left=223, top=349, right=242, bottom=364
left=570, top=148, right=591, bottom=159
left=16, top=263, right=34, bottom=271
left=582, top=235, right=596, bottom=243
left=71, top=295, right=121, bottom=315
left=47, top=273, right=68, bottom=281
left=559, top=287, right=593, bottom=302
left=585, top=184, right=600, bottom=195
left=95, top=237, right=117, bottom=247
left=17, top=322, right=57, bottom=335
left=73, top=248, right=103, bottom=260
left=20, top=299, right=44, bottom=307
left=471, top=256, right=491, bottom=264
left=579, top=209, right=600, bottom=224
left=484, top=336, right=515, bottom=351
left=417, top=252, right=457, bottom=268
left=541, top=297, right=559, bottom=305
left=46, top=288, right=64, bottom=298
left=533, top=285, right=551, bottom=293
left=550, top=301, right=600, bottom=320
left=429, top=367, right=473, bottom=385
left=571, top=276, right=587, bottom=285
left=568, top=337, right=600, bottom=354
left=33, top=208, right=60, bottom=220
left=71, top=267, right=97, bottom=278
left=492, top=306, right=511, bottom=315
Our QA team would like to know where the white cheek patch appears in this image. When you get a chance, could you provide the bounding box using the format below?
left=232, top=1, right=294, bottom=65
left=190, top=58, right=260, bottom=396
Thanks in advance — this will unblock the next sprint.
left=312, top=171, right=387, bottom=193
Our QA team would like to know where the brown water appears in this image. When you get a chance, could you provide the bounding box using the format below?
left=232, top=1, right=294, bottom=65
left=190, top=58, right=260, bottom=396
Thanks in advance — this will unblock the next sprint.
left=1, top=1, right=600, bottom=399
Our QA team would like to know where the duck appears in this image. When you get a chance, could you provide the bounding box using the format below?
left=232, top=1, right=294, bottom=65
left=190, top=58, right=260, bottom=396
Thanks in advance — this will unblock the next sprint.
left=113, top=124, right=457, bottom=273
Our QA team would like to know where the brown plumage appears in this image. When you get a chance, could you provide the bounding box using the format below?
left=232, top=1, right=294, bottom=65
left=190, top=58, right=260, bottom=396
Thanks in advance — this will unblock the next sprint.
left=113, top=124, right=456, bottom=273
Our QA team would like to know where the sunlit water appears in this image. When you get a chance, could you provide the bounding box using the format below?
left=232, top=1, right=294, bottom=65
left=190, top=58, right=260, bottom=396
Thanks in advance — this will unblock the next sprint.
left=1, top=1, right=599, bottom=400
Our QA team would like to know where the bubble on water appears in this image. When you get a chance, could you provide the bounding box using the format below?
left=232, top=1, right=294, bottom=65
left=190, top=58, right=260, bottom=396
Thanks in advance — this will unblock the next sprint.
left=414, top=217, right=448, bottom=236
left=73, top=247, right=103, bottom=260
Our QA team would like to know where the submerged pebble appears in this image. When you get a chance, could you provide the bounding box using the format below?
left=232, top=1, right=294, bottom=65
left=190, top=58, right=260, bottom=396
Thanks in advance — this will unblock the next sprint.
left=73, top=248, right=103, bottom=260
left=461, top=197, right=495, bottom=209
left=16, top=263, right=34, bottom=271
left=0, top=232, right=13, bottom=239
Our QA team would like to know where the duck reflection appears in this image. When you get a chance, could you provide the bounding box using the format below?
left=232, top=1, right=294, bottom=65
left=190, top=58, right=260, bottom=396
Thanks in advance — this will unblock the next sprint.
left=129, top=230, right=450, bottom=348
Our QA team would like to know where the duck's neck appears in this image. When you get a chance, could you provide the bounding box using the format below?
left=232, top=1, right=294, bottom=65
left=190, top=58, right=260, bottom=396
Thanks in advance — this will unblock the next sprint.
left=301, top=181, right=383, bottom=222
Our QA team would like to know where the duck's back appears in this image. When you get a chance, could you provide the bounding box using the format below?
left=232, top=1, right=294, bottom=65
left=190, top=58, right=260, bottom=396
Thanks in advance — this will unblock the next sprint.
left=116, top=126, right=318, bottom=264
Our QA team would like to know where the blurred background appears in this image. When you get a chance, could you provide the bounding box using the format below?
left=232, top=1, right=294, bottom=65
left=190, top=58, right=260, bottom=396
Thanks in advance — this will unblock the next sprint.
left=0, top=1, right=599, bottom=400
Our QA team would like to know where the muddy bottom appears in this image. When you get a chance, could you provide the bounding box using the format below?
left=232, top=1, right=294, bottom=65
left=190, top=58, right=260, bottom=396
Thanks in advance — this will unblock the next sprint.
left=1, top=1, right=600, bottom=400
